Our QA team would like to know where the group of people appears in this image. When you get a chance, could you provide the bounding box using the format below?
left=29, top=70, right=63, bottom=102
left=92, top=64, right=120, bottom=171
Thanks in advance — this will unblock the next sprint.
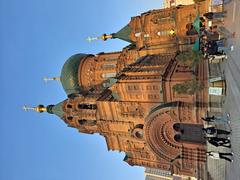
left=184, top=0, right=236, bottom=163
left=200, top=12, right=235, bottom=60
left=185, top=5, right=236, bottom=62
left=202, top=115, right=234, bottom=162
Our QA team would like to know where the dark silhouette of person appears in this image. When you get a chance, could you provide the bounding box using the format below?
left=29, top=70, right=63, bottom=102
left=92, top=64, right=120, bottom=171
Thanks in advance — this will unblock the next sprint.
left=206, top=137, right=231, bottom=148
left=202, top=127, right=231, bottom=135
left=203, top=11, right=227, bottom=20
left=201, top=116, right=215, bottom=122
left=206, top=151, right=233, bottom=162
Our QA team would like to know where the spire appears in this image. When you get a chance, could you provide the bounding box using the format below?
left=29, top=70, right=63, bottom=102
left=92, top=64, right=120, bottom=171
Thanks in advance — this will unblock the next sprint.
left=86, top=24, right=133, bottom=43
left=111, top=24, right=133, bottom=43
left=86, top=34, right=113, bottom=42
left=43, top=77, right=60, bottom=83
left=23, top=105, right=47, bottom=113
left=23, top=101, right=65, bottom=118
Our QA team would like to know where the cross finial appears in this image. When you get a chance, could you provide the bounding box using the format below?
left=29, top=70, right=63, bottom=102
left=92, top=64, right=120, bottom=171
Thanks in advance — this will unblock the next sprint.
left=86, top=34, right=113, bottom=42
left=86, top=36, right=99, bottom=42
left=23, top=105, right=47, bottom=113
left=43, top=77, right=60, bottom=83
left=23, top=105, right=35, bottom=111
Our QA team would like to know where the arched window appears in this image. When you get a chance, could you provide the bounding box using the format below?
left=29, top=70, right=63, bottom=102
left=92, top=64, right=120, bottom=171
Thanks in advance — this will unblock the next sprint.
left=173, top=123, right=205, bottom=144
left=87, top=120, right=97, bottom=126
left=67, top=104, right=72, bottom=109
left=67, top=116, right=73, bottom=121
left=135, top=131, right=143, bottom=139
left=132, top=124, right=144, bottom=139
left=104, top=57, right=117, bottom=61
left=101, top=64, right=116, bottom=69
left=78, top=104, right=97, bottom=110
left=186, top=23, right=198, bottom=36
left=174, top=134, right=181, bottom=142
left=173, top=123, right=180, bottom=131
left=78, top=119, right=97, bottom=126
left=101, top=73, right=117, bottom=78
left=78, top=119, right=87, bottom=125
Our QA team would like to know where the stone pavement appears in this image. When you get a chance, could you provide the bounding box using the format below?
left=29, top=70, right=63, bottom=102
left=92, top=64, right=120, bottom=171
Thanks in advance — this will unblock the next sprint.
left=207, top=0, right=240, bottom=179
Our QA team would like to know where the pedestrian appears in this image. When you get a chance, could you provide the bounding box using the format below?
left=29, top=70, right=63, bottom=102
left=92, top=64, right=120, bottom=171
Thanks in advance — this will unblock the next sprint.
left=208, top=54, right=227, bottom=62
left=202, top=31, right=221, bottom=41
left=214, top=39, right=234, bottom=53
left=204, top=11, right=227, bottom=20
left=209, top=137, right=230, bottom=144
left=213, top=115, right=231, bottom=124
left=200, top=17, right=206, bottom=31
left=206, top=151, right=233, bottom=162
left=202, top=127, right=231, bottom=136
left=201, top=116, right=215, bottom=122
left=206, top=137, right=231, bottom=148
left=204, top=40, right=219, bottom=55
left=218, top=26, right=235, bottom=39
left=202, top=127, right=217, bottom=135
left=218, top=44, right=234, bottom=53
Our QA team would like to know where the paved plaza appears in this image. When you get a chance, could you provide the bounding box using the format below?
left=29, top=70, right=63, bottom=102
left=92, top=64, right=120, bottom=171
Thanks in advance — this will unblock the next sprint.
left=207, top=0, right=240, bottom=179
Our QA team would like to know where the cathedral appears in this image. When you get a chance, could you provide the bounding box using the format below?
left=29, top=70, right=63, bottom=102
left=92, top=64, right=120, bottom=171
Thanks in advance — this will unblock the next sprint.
left=26, top=1, right=210, bottom=179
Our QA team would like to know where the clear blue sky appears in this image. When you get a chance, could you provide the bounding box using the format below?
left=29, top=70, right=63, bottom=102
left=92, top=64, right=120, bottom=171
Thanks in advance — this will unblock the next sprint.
left=0, top=0, right=163, bottom=180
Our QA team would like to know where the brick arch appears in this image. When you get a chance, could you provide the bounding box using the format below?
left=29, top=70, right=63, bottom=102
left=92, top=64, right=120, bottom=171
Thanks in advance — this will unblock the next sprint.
left=144, top=102, right=182, bottom=161
left=144, top=102, right=207, bottom=176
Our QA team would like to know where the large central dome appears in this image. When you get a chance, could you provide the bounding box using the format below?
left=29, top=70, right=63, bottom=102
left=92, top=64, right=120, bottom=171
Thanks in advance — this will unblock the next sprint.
left=60, top=53, right=89, bottom=95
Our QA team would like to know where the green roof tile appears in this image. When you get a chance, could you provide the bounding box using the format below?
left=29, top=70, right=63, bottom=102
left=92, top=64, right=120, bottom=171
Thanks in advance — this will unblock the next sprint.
left=60, top=53, right=88, bottom=95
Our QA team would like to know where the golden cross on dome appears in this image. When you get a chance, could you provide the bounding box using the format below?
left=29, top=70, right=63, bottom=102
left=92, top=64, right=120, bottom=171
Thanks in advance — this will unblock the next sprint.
left=23, top=105, right=47, bottom=113
left=86, top=36, right=99, bottom=42
left=86, top=34, right=113, bottom=42
left=23, top=105, right=35, bottom=111
left=43, top=77, right=60, bottom=83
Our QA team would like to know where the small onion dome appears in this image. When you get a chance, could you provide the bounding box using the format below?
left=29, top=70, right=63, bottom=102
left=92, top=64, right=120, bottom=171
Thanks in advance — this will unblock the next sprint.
left=60, top=53, right=90, bottom=95
left=111, top=24, right=133, bottom=43
left=46, top=101, right=65, bottom=119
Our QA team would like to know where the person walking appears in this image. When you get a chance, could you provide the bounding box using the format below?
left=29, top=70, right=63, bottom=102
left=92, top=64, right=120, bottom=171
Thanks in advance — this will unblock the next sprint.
left=202, top=127, right=231, bottom=136
left=204, top=40, right=219, bottom=55
left=208, top=54, right=227, bottom=62
left=204, top=11, right=227, bottom=20
left=206, top=151, right=233, bottom=162
left=215, top=39, right=234, bottom=53
left=218, top=26, right=236, bottom=39
left=218, top=44, right=234, bottom=53
left=213, top=115, right=231, bottom=125
left=202, top=31, right=221, bottom=41
left=209, top=137, right=230, bottom=144
left=201, top=116, right=215, bottom=122
left=206, top=137, right=231, bottom=148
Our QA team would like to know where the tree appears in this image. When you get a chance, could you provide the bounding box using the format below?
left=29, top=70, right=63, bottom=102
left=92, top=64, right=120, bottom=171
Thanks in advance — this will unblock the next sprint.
left=176, top=51, right=203, bottom=64
left=173, top=79, right=203, bottom=95
left=176, top=51, right=203, bottom=73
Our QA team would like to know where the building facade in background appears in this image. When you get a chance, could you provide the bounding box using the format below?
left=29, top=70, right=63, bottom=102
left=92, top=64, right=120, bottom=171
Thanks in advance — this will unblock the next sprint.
left=145, top=168, right=172, bottom=180
left=28, top=1, right=211, bottom=179
left=145, top=168, right=197, bottom=180
left=163, top=0, right=195, bottom=8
